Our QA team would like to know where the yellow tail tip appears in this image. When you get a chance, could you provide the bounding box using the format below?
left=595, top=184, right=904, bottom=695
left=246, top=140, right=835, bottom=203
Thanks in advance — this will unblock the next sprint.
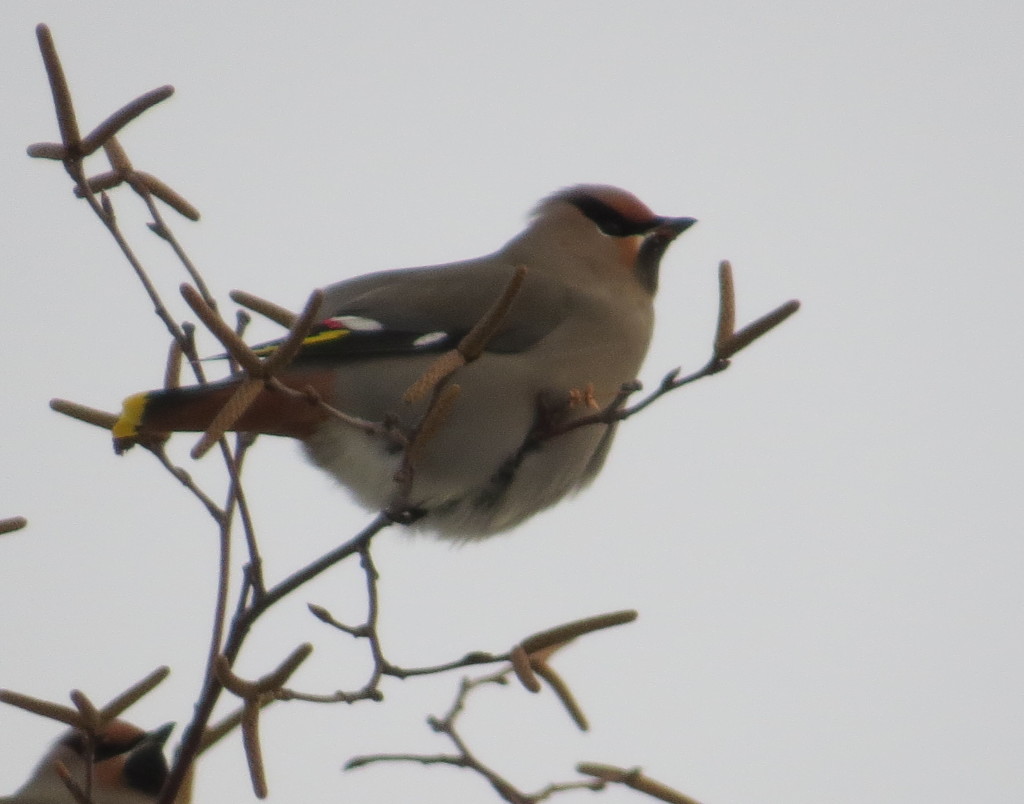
left=112, top=392, right=149, bottom=440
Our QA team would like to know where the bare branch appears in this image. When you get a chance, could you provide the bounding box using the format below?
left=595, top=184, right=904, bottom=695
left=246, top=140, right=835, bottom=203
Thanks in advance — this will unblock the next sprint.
left=229, top=290, right=297, bottom=328
left=715, top=259, right=736, bottom=353
left=26, top=142, right=66, bottom=160
left=79, top=86, right=175, bottom=157
left=34, top=24, right=81, bottom=158
left=68, top=690, right=101, bottom=732
left=132, top=171, right=200, bottom=221
left=717, top=298, right=801, bottom=359
left=146, top=444, right=226, bottom=519
left=509, top=644, right=542, bottom=693
left=103, top=135, right=133, bottom=173
left=164, top=334, right=185, bottom=390
left=0, top=666, right=170, bottom=731
left=520, top=610, right=638, bottom=654
left=213, top=645, right=312, bottom=799
left=261, top=290, right=325, bottom=374
left=181, top=284, right=262, bottom=375
left=0, top=690, right=81, bottom=727
left=99, top=666, right=172, bottom=719
left=240, top=700, right=267, bottom=799
left=0, top=516, right=28, bottom=536
left=50, top=398, right=119, bottom=430
left=347, top=665, right=600, bottom=803
left=577, top=763, right=705, bottom=804
left=200, top=698, right=274, bottom=754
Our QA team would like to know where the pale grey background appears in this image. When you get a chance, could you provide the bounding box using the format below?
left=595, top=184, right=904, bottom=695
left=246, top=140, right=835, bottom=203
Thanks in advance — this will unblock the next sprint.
left=1, top=3, right=1021, bottom=803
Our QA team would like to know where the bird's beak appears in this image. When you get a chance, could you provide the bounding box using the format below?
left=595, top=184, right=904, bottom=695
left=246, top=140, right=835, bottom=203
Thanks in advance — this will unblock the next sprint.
left=144, top=723, right=175, bottom=747
left=120, top=723, right=174, bottom=796
left=634, top=217, right=697, bottom=294
left=653, top=216, right=698, bottom=239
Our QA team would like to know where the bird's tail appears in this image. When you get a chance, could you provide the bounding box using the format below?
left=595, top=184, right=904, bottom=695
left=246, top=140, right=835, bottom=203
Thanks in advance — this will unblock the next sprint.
left=112, top=372, right=331, bottom=452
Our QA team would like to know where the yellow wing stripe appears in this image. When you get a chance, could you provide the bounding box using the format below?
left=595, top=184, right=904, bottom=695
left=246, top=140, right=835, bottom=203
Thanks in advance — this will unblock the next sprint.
left=251, top=328, right=350, bottom=357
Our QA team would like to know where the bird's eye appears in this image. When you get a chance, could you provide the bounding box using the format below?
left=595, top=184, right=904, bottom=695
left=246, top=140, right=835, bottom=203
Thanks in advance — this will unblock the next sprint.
left=60, top=731, right=141, bottom=761
left=569, top=194, right=648, bottom=237
left=596, top=217, right=625, bottom=236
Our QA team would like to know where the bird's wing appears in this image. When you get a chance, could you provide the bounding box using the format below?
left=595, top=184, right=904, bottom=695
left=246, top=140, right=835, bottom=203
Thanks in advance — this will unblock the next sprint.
left=250, top=258, right=573, bottom=362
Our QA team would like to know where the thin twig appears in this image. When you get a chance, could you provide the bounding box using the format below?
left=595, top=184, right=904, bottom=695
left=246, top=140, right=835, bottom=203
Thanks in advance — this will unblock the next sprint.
left=79, top=86, right=175, bottom=157
left=229, top=434, right=264, bottom=597
left=229, top=290, right=297, bottom=328
left=159, top=514, right=390, bottom=804
left=214, top=644, right=313, bottom=798
left=147, top=445, right=226, bottom=520
left=33, top=25, right=81, bottom=158
left=0, top=667, right=170, bottom=729
left=346, top=668, right=591, bottom=804
left=135, top=181, right=208, bottom=291
left=577, top=763, right=705, bottom=804
left=0, top=516, right=28, bottom=536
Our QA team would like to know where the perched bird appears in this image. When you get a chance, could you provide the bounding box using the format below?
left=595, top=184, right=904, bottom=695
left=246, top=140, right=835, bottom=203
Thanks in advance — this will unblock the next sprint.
left=113, top=185, right=696, bottom=538
left=1, top=720, right=173, bottom=804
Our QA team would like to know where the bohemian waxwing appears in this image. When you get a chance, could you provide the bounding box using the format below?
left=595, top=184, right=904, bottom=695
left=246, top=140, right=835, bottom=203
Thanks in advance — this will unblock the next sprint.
left=113, top=185, right=696, bottom=538
left=1, top=720, right=173, bottom=804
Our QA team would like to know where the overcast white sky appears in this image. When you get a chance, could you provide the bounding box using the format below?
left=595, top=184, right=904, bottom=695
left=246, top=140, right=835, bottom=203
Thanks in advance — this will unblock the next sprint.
left=1, top=3, right=1022, bottom=803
